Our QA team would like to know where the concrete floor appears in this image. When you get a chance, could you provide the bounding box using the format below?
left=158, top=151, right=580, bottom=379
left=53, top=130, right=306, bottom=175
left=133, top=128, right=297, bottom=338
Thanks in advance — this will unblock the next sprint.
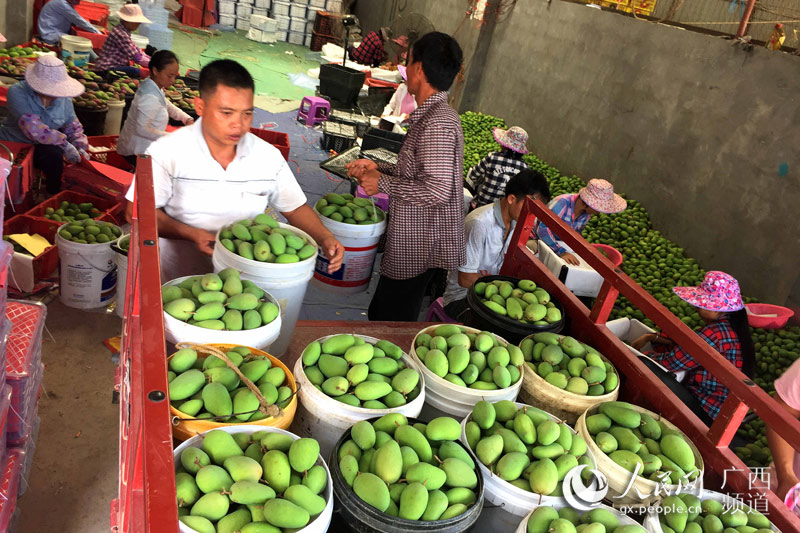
left=15, top=299, right=120, bottom=532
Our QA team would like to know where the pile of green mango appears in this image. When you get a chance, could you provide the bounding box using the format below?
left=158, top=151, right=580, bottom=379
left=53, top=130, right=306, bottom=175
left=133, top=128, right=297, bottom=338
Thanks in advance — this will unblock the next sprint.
left=525, top=505, right=645, bottom=533
left=521, top=332, right=619, bottom=396
left=460, top=111, right=800, bottom=470
left=218, top=213, right=316, bottom=264
left=168, top=345, right=292, bottom=422
left=656, top=494, right=773, bottom=533
left=338, top=414, right=479, bottom=520
left=43, top=200, right=102, bottom=223
left=474, top=278, right=562, bottom=326
left=584, top=401, right=701, bottom=484
left=58, top=219, right=121, bottom=244
left=176, top=430, right=327, bottom=532
left=414, top=324, right=523, bottom=390
left=162, top=268, right=279, bottom=331
left=465, top=400, right=592, bottom=497
left=315, top=192, right=386, bottom=225
left=302, top=334, right=421, bottom=409
left=118, top=235, right=129, bottom=252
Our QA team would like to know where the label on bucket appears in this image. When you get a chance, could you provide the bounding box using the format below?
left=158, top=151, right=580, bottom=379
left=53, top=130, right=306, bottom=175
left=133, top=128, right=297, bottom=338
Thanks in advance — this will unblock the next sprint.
left=314, top=244, right=377, bottom=288
left=60, top=249, right=117, bottom=307
left=62, top=50, right=90, bottom=68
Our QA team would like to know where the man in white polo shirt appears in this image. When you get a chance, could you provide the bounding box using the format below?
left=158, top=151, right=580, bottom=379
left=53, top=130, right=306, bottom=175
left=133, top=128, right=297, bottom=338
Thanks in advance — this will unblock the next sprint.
left=125, top=59, right=343, bottom=281
left=441, top=169, right=550, bottom=320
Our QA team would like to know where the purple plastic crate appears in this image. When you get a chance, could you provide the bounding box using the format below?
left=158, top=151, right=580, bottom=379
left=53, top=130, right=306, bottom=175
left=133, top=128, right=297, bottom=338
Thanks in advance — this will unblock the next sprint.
left=12, top=414, right=37, bottom=497
left=5, top=301, right=46, bottom=446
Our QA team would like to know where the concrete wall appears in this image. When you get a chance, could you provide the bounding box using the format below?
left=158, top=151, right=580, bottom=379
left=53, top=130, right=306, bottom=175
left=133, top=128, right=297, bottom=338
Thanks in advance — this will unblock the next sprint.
left=1, top=0, right=35, bottom=46
left=356, top=0, right=800, bottom=307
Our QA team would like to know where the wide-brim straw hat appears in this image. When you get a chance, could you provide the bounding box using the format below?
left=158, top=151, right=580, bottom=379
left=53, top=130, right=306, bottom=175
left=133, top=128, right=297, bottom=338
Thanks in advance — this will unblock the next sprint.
left=493, top=126, right=529, bottom=154
left=118, top=4, right=152, bottom=23
left=673, top=271, right=744, bottom=312
left=25, top=55, right=84, bottom=98
left=579, top=178, right=627, bottom=214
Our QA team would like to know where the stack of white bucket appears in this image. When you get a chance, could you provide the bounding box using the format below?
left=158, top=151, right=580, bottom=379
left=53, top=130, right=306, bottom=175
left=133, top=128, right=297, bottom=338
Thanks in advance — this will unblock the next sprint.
left=140, top=3, right=173, bottom=50
left=248, top=14, right=279, bottom=43
left=217, top=0, right=236, bottom=27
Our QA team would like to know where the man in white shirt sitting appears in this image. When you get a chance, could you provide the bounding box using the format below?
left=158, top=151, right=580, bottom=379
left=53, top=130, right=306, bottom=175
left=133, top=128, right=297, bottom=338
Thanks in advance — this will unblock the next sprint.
left=442, top=169, right=550, bottom=320
left=125, top=59, right=343, bottom=281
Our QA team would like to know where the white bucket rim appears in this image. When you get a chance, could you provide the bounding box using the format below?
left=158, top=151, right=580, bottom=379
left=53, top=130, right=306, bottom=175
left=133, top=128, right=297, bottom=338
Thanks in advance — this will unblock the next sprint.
left=61, top=34, right=93, bottom=45
left=318, top=210, right=387, bottom=239
left=56, top=230, right=119, bottom=274
left=410, top=324, right=523, bottom=398
left=294, top=333, right=426, bottom=415
left=515, top=500, right=643, bottom=533
left=56, top=223, right=123, bottom=249
left=162, top=275, right=283, bottom=341
left=214, top=221, right=319, bottom=272
left=173, top=425, right=334, bottom=533
left=459, top=401, right=598, bottom=515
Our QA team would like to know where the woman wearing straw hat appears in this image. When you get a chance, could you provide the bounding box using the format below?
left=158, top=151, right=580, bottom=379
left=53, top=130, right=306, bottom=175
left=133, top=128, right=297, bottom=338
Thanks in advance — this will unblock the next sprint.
left=467, top=126, right=530, bottom=209
left=631, top=271, right=756, bottom=425
left=94, top=4, right=152, bottom=78
left=0, top=55, right=88, bottom=195
left=535, top=178, right=626, bottom=265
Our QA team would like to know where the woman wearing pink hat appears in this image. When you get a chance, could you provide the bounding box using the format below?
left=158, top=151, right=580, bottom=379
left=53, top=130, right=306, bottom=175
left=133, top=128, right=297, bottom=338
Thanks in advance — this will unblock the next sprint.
left=535, top=178, right=626, bottom=265
left=0, top=55, right=87, bottom=195
left=631, top=271, right=756, bottom=425
left=468, top=126, right=530, bottom=209
left=94, top=4, right=152, bottom=77
left=381, top=65, right=417, bottom=121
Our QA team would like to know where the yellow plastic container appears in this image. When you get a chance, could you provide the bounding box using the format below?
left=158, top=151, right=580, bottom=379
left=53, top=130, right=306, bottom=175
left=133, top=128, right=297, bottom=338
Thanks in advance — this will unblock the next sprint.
left=167, top=343, right=297, bottom=441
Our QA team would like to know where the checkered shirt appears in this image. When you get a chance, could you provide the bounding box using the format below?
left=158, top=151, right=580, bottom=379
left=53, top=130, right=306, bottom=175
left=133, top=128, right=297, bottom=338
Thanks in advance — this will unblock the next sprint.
left=469, top=151, right=528, bottom=207
left=377, top=91, right=466, bottom=280
left=350, top=31, right=386, bottom=66
left=95, top=24, right=146, bottom=71
left=650, top=318, right=743, bottom=420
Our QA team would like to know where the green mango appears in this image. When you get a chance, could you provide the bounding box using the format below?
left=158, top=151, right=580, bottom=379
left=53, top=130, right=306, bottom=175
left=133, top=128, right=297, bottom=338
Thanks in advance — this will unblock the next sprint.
left=661, top=433, right=696, bottom=471
left=527, top=458, right=558, bottom=495
left=406, top=462, right=446, bottom=490
left=598, top=402, right=641, bottom=428
left=426, top=417, right=461, bottom=442
left=353, top=472, right=391, bottom=511
left=284, top=484, right=326, bottom=516
left=527, top=506, right=559, bottom=533
left=262, top=498, right=310, bottom=529
left=190, top=492, right=230, bottom=521
left=261, top=450, right=291, bottom=493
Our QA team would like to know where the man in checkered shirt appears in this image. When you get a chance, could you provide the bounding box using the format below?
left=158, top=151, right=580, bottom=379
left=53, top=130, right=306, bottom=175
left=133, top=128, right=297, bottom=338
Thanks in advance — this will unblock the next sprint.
left=347, top=32, right=465, bottom=321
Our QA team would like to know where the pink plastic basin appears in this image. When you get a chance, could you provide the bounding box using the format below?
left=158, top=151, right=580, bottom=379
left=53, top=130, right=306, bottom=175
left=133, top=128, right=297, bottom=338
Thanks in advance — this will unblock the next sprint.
left=745, top=303, right=794, bottom=329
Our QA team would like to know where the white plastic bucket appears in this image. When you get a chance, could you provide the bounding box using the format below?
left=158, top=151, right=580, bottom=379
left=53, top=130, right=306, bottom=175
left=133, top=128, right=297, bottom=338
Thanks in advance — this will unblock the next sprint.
left=104, top=99, right=125, bottom=136
left=161, top=275, right=282, bottom=351
left=460, top=402, right=597, bottom=517
left=212, top=223, right=317, bottom=358
left=131, top=34, right=149, bottom=49
left=56, top=230, right=117, bottom=309
left=515, top=501, right=642, bottom=533
left=113, top=235, right=129, bottom=318
left=312, top=216, right=386, bottom=294
left=642, top=489, right=781, bottom=532
left=173, top=425, right=333, bottom=533
left=292, top=334, right=426, bottom=461
left=60, top=35, right=92, bottom=67
left=410, top=325, right=522, bottom=418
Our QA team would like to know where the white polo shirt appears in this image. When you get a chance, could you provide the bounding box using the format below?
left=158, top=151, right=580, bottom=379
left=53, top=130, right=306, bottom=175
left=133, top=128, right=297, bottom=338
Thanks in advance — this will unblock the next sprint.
left=125, top=119, right=306, bottom=280
left=442, top=201, right=515, bottom=306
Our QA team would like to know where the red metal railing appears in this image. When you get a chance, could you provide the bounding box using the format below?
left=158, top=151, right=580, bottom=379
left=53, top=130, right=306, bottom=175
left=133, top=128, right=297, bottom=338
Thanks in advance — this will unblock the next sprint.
left=502, top=198, right=800, bottom=531
left=110, top=155, right=177, bottom=533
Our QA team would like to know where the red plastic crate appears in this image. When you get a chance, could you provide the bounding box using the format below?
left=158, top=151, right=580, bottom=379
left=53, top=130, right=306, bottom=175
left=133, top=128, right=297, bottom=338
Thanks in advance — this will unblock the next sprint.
left=11, top=414, right=38, bottom=497
left=3, top=215, right=60, bottom=293
left=0, top=451, right=22, bottom=531
left=75, top=1, right=109, bottom=29
left=0, top=320, right=11, bottom=393
left=86, top=135, right=133, bottom=171
left=0, top=242, right=13, bottom=318
left=0, top=387, right=12, bottom=469
left=0, top=142, right=34, bottom=207
left=62, top=161, right=134, bottom=202
left=249, top=128, right=290, bottom=161
left=24, top=190, right=123, bottom=225
left=75, top=28, right=108, bottom=51
left=5, top=301, right=46, bottom=445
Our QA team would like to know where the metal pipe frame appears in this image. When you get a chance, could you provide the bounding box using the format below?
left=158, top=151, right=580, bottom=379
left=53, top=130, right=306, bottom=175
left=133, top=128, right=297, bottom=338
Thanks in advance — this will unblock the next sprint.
left=501, top=197, right=800, bottom=530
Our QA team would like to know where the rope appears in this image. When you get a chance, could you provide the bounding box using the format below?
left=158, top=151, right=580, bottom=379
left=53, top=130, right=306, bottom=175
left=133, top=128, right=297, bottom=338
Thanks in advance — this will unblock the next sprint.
left=173, top=343, right=287, bottom=421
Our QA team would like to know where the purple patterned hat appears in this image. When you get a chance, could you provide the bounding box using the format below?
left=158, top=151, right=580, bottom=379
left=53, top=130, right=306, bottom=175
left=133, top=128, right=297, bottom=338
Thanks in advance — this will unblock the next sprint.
left=493, top=126, right=529, bottom=154
left=673, top=271, right=744, bottom=312
left=25, top=55, right=84, bottom=98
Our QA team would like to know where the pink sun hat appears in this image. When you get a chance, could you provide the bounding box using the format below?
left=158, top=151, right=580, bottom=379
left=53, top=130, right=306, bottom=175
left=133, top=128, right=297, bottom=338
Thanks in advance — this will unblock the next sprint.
left=0, top=33, right=6, bottom=43
left=493, top=126, right=529, bottom=154
left=118, top=4, right=152, bottom=24
left=673, top=271, right=744, bottom=313
left=25, top=55, right=85, bottom=99
left=579, top=179, right=627, bottom=214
